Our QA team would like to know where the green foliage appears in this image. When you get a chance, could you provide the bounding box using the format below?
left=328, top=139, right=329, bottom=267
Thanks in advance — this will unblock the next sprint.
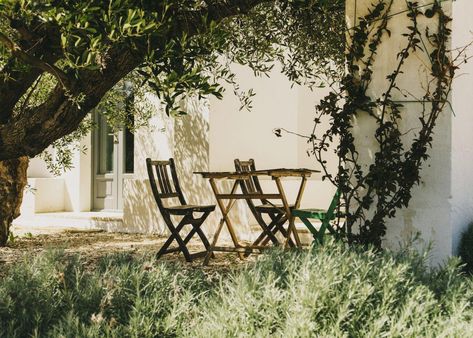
left=39, top=115, right=94, bottom=176
left=310, top=0, right=459, bottom=247
left=0, top=251, right=212, bottom=338
left=1, top=0, right=345, bottom=108
left=6, top=232, right=17, bottom=244
left=225, top=0, right=345, bottom=87
left=1, top=242, right=473, bottom=337
left=459, top=223, right=473, bottom=272
left=1, top=0, right=345, bottom=173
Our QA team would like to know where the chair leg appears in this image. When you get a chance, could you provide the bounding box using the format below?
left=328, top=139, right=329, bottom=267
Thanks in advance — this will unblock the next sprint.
left=253, top=212, right=281, bottom=245
left=269, top=213, right=296, bottom=247
left=158, top=211, right=216, bottom=262
left=252, top=213, right=283, bottom=246
left=157, top=215, right=192, bottom=262
left=181, top=211, right=214, bottom=259
left=156, top=217, right=188, bottom=259
left=194, top=212, right=215, bottom=258
left=180, top=213, right=209, bottom=246
left=259, top=213, right=296, bottom=248
left=298, top=216, right=320, bottom=243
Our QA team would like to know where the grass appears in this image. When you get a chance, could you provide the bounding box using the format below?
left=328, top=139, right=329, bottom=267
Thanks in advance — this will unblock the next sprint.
left=1, top=241, right=473, bottom=337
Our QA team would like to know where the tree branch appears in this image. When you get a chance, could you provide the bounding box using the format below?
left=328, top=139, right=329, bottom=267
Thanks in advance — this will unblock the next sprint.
left=176, top=0, right=272, bottom=34
left=0, top=56, right=43, bottom=124
left=0, top=32, right=71, bottom=89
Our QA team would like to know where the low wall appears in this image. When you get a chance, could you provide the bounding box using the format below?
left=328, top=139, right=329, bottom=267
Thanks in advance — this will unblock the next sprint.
left=21, top=178, right=66, bottom=215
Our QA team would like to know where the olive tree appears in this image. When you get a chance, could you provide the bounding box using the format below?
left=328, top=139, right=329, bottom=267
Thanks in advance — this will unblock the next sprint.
left=0, top=0, right=345, bottom=245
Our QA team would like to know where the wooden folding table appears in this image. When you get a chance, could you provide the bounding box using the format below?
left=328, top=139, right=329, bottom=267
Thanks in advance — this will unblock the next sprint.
left=195, top=168, right=319, bottom=265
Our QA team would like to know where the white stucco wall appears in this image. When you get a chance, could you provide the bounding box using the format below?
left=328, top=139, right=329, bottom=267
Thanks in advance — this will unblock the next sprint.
left=122, top=94, right=216, bottom=235
left=209, top=64, right=299, bottom=170
left=451, top=0, right=473, bottom=254
left=347, top=0, right=473, bottom=264
left=121, top=64, right=337, bottom=239
left=22, top=135, right=93, bottom=214
left=63, top=134, right=93, bottom=212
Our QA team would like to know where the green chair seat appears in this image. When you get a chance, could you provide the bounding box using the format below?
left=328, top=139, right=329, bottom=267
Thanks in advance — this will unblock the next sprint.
left=293, top=189, right=341, bottom=244
left=293, top=209, right=329, bottom=220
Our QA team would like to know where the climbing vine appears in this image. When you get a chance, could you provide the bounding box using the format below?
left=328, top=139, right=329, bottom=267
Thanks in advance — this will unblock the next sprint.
left=310, top=0, right=464, bottom=247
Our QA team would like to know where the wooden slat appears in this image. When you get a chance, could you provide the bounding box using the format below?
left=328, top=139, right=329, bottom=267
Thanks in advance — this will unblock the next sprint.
left=215, top=193, right=282, bottom=200
left=149, top=160, right=171, bottom=166
left=240, top=163, right=257, bottom=193
left=154, top=165, right=167, bottom=194
left=161, top=165, right=173, bottom=194
left=189, top=251, right=209, bottom=259
left=162, top=247, right=181, bottom=254
left=158, top=192, right=180, bottom=199
left=267, top=171, right=314, bottom=178
left=195, top=172, right=262, bottom=179
left=195, top=168, right=320, bottom=179
left=211, top=246, right=271, bottom=253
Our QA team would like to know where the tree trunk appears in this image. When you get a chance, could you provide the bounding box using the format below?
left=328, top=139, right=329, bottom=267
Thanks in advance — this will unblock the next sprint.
left=0, top=157, right=28, bottom=246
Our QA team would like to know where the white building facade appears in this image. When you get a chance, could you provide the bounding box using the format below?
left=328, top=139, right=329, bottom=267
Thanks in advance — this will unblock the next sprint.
left=16, top=0, right=473, bottom=265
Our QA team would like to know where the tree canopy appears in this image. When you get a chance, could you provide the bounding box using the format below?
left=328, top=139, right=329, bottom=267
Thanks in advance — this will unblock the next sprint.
left=0, top=0, right=345, bottom=163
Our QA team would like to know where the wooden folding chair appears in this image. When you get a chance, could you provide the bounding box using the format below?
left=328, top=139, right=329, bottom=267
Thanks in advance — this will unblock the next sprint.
left=234, top=159, right=295, bottom=248
left=292, top=189, right=342, bottom=244
left=146, top=158, right=215, bottom=262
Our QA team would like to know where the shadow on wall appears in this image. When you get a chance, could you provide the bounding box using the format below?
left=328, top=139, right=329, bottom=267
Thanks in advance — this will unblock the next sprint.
left=121, top=179, right=163, bottom=234
left=121, top=96, right=254, bottom=240
left=122, top=95, right=174, bottom=234
left=174, top=98, right=253, bottom=241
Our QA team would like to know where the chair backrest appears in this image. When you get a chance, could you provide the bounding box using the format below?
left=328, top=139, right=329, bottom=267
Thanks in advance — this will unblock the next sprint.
left=146, top=158, right=187, bottom=212
left=234, top=158, right=270, bottom=208
left=234, top=159, right=263, bottom=194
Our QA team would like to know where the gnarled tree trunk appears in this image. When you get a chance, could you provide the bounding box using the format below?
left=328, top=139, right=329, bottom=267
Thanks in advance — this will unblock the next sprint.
left=0, top=157, right=28, bottom=246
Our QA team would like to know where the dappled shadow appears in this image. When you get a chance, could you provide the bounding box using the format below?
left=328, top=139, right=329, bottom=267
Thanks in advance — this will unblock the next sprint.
left=174, top=98, right=254, bottom=242
left=0, top=231, right=259, bottom=278
left=122, top=94, right=174, bottom=234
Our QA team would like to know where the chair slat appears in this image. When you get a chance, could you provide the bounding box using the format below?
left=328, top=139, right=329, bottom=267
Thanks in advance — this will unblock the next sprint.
left=149, top=160, right=171, bottom=166
left=159, top=192, right=180, bottom=199
left=236, top=160, right=260, bottom=194
left=154, top=165, right=167, bottom=194
left=160, top=165, right=170, bottom=193
left=244, top=164, right=258, bottom=193
left=161, top=164, right=174, bottom=194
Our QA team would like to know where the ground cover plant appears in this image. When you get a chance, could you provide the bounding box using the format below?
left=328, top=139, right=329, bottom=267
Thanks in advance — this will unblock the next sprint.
left=1, top=240, right=473, bottom=337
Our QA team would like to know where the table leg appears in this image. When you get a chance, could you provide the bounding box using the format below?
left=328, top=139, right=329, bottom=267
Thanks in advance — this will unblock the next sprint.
left=274, top=177, right=302, bottom=248
left=203, top=211, right=226, bottom=265
left=292, top=176, right=307, bottom=245
left=208, top=179, right=244, bottom=260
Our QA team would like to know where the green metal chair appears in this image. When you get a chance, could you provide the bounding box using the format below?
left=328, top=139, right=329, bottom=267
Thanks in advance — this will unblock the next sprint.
left=292, top=189, right=342, bottom=244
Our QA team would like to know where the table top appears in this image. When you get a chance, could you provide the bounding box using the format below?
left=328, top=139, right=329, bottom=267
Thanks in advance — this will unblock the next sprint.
left=194, top=168, right=320, bottom=179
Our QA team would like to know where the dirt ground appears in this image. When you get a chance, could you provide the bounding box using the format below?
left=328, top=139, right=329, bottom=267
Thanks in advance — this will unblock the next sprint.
left=0, top=230, right=257, bottom=277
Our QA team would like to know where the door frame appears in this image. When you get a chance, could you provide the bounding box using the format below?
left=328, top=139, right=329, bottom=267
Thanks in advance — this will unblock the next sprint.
left=92, top=113, right=134, bottom=212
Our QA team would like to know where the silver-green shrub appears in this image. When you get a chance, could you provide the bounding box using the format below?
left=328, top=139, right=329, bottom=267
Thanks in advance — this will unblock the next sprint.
left=1, top=241, right=473, bottom=337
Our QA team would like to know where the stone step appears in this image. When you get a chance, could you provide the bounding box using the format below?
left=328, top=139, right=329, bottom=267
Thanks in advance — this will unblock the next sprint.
left=12, top=212, right=123, bottom=236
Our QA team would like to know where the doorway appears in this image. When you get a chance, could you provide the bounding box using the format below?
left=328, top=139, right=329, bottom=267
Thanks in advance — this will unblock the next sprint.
left=93, top=114, right=134, bottom=211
